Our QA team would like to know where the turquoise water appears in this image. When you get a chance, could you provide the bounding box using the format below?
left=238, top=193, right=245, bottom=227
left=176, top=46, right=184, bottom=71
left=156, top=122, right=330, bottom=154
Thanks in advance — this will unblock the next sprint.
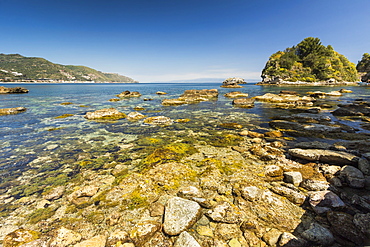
left=1, top=82, right=370, bottom=174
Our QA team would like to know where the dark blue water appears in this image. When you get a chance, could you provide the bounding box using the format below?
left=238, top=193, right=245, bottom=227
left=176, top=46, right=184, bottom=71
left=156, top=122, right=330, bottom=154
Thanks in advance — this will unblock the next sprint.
left=1, top=83, right=370, bottom=171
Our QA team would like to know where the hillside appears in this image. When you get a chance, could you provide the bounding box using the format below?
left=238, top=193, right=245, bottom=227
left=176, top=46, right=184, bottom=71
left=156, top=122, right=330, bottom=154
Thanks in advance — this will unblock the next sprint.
left=356, top=53, right=370, bottom=82
left=261, top=37, right=359, bottom=84
left=0, top=53, right=138, bottom=83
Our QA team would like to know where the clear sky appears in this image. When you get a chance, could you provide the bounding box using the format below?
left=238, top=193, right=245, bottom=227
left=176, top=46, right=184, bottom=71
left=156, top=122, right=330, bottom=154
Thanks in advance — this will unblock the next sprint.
left=1, top=0, right=369, bottom=83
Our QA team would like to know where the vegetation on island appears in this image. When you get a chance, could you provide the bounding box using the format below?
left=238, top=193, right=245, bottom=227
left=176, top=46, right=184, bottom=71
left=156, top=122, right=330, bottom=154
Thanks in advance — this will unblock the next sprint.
left=356, top=53, right=370, bottom=82
left=0, top=53, right=138, bottom=82
left=261, top=37, right=359, bottom=83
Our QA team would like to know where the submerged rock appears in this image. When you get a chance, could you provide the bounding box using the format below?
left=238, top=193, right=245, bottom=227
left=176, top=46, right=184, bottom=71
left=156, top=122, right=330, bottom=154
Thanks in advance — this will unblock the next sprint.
left=288, top=148, right=358, bottom=165
left=49, top=227, right=82, bottom=247
left=144, top=116, right=173, bottom=126
left=3, top=229, right=40, bottom=247
left=127, top=111, right=146, bottom=121
left=84, top=108, right=126, bottom=120
left=117, top=90, right=141, bottom=97
left=0, top=107, right=26, bottom=115
left=0, top=86, right=29, bottom=93
left=163, top=197, right=201, bottom=235
left=232, top=98, right=255, bottom=108
left=162, top=89, right=218, bottom=106
left=224, top=91, right=249, bottom=98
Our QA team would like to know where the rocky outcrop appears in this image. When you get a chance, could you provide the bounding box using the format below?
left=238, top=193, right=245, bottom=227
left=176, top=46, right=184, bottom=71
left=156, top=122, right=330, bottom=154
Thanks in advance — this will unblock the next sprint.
left=84, top=108, right=126, bottom=120
left=254, top=93, right=315, bottom=106
left=221, top=77, right=245, bottom=88
left=117, top=90, right=141, bottom=97
left=0, top=86, right=29, bottom=93
left=224, top=91, right=249, bottom=98
left=162, top=89, right=218, bottom=106
left=127, top=111, right=145, bottom=121
left=232, top=98, right=255, bottom=108
left=288, top=148, right=358, bottom=165
left=0, top=107, right=26, bottom=115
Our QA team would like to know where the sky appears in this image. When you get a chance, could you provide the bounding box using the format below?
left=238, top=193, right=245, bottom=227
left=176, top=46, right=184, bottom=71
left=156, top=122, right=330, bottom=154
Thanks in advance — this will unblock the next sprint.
left=1, top=0, right=369, bottom=83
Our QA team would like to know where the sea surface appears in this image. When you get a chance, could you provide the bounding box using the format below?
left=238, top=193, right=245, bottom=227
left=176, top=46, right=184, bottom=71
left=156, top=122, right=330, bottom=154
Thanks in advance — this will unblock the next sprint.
left=1, top=82, right=370, bottom=178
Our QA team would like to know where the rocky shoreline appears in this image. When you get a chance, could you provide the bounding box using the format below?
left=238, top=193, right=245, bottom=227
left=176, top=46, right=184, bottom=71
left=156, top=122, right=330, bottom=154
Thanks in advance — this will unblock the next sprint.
left=0, top=88, right=370, bottom=247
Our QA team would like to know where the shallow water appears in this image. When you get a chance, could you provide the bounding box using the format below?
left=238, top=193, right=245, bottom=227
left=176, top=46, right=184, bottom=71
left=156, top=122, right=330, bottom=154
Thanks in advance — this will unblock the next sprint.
left=1, top=82, right=369, bottom=175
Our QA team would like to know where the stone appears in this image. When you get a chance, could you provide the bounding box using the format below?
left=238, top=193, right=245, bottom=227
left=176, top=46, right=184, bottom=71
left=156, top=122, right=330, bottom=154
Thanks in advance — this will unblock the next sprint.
left=219, top=123, right=243, bottom=129
left=106, top=229, right=130, bottom=247
left=49, top=227, right=82, bottom=247
left=224, top=91, right=249, bottom=98
left=144, top=116, right=173, bottom=126
left=301, top=179, right=329, bottom=191
left=43, top=186, right=65, bottom=201
left=206, top=201, right=243, bottom=224
left=84, top=108, right=126, bottom=120
left=156, top=91, right=167, bottom=95
left=163, top=89, right=218, bottom=106
left=240, top=186, right=263, bottom=201
left=130, top=221, right=161, bottom=246
left=264, top=130, right=283, bottom=138
left=73, top=235, right=107, bottom=247
left=228, top=238, right=241, bottom=247
left=173, top=231, right=201, bottom=247
left=108, top=98, right=120, bottom=102
left=288, top=148, right=358, bottom=165
left=262, top=228, right=282, bottom=246
left=0, top=86, right=29, bottom=93
left=149, top=201, right=165, bottom=217
left=353, top=213, right=370, bottom=235
left=340, top=165, right=365, bottom=188
left=284, top=171, right=303, bottom=186
left=163, top=197, right=201, bottom=235
left=264, top=165, right=283, bottom=177
left=327, top=211, right=364, bottom=246
left=177, top=186, right=202, bottom=198
left=196, top=225, right=213, bottom=237
left=117, top=90, right=141, bottom=97
left=215, top=223, right=241, bottom=241
left=127, top=111, right=146, bottom=121
left=0, top=107, right=27, bottom=115
left=254, top=93, right=314, bottom=105
left=3, top=229, right=40, bottom=247
left=309, top=190, right=346, bottom=214
left=232, top=98, right=255, bottom=108
left=301, top=222, right=334, bottom=245
left=270, top=186, right=306, bottom=205
left=245, top=130, right=264, bottom=138
left=358, top=158, right=370, bottom=175
left=221, top=77, right=245, bottom=88
left=68, top=185, right=99, bottom=206
left=144, top=232, right=172, bottom=247
left=278, top=232, right=307, bottom=247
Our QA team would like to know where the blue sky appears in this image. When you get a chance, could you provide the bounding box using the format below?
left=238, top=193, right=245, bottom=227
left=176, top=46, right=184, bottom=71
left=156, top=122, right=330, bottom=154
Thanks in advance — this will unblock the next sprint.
left=1, top=0, right=369, bottom=82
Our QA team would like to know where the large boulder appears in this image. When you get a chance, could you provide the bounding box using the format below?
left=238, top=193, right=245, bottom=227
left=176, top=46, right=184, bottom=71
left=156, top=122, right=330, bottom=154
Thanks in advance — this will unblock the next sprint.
left=0, top=107, right=26, bottom=115
left=221, top=77, right=245, bottom=88
left=84, top=108, right=126, bottom=120
left=340, top=165, right=365, bottom=188
left=308, top=191, right=345, bottom=214
left=0, top=86, right=29, bottom=93
left=232, top=98, right=255, bottom=108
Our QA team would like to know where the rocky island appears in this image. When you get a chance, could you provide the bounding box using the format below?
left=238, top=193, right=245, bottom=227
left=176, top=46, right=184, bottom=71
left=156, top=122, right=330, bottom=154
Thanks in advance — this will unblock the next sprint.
left=259, top=37, right=359, bottom=85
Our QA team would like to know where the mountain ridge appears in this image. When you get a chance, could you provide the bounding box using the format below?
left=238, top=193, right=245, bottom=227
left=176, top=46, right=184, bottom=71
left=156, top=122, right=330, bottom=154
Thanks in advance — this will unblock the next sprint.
left=0, top=53, right=138, bottom=83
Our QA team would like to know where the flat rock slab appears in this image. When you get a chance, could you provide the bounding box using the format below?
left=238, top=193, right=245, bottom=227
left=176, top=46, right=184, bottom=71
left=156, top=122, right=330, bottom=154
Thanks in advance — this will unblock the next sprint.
left=163, top=197, right=201, bottom=235
left=0, top=107, right=26, bottom=115
left=288, top=148, right=358, bottom=165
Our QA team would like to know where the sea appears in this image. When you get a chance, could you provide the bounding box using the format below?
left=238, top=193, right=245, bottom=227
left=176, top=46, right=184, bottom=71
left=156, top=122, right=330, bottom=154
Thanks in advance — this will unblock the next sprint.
left=1, top=82, right=370, bottom=177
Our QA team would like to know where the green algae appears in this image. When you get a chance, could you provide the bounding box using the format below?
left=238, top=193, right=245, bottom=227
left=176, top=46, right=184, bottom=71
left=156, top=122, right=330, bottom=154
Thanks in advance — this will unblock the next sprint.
left=27, top=207, right=57, bottom=224
left=206, top=133, right=244, bottom=147
left=55, top=114, right=74, bottom=119
left=126, top=189, right=149, bottom=210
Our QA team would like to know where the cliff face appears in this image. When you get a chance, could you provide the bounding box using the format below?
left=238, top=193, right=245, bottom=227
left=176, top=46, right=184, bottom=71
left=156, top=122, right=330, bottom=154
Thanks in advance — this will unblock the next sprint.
left=357, top=53, right=370, bottom=82
left=261, top=37, right=358, bottom=84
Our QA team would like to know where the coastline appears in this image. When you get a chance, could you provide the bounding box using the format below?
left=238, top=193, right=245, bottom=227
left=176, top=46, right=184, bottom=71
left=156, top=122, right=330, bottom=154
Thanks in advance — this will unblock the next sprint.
left=256, top=80, right=360, bottom=86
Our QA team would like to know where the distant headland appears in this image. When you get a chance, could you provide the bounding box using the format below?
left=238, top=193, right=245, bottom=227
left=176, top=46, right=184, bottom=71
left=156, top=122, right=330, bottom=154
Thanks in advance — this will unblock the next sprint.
left=0, top=53, right=138, bottom=83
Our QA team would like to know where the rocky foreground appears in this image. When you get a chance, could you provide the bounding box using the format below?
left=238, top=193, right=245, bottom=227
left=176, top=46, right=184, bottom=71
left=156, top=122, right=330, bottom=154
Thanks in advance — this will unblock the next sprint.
left=1, top=89, right=370, bottom=247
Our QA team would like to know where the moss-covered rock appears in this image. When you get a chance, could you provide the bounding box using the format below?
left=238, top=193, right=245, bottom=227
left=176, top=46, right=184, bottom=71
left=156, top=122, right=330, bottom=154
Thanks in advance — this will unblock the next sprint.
left=84, top=108, right=126, bottom=120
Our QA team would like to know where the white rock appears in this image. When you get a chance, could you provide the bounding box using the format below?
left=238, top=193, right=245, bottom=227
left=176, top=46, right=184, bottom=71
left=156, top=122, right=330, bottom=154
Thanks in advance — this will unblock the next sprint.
left=284, top=171, right=302, bottom=186
left=173, top=231, right=201, bottom=247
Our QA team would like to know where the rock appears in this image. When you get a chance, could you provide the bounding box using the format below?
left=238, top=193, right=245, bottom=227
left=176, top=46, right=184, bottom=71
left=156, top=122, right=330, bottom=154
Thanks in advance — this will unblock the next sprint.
left=270, top=186, right=306, bottom=205
left=84, top=108, right=126, bottom=120
left=240, top=186, right=263, bottom=201
left=339, top=88, right=353, bottom=93
left=332, top=103, right=370, bottom=116
left=149, top=201, right=165, bottom=217
left=68, top=185, right=99, bottom=206
left=232, top=98, right=255, bottom=108
left=163, top=197, right=201, bottom=235
left=49, top=227, right=82, bottom=247
left=206, top=201, right=243, bottom=224
left=219, top=123, right=243, bottom=129
left=264, top=165, right=283, bottom=177
left=3, top=229, right=40, bottom=247
left=340, top=165, right=365, bottom=188
left=244, top=130, right=264, bottom=138
left=173, top=231, right=201, bottom=247
left=196, top=225, right=213, bottom=237
left=254, top=93, right=314, bottom=105
left=327, top=211, right=364, bottom=246
left=358, top=158, right=370, bottom=175
left=108, top=98, right=120, bottom=102
left=288, top=148, right=358, bottom=165
left=301, top=179, right=329, bottom=191
left=269, top=120, right=305, bottom=131
left=278, top=232, right=307, bottom=247
left=144, top=232, right=172, bottom=247
left=156, top=91, right=167, bottom=95
left=264, top=130, right=283, bottom=138
left=224, top=91, right=249, bottom=98
left=117, top=90, right=141, bottom=97
left=0, top=107, right=26, bottom=115
left=294, top=141, right=332, bottom=150
left=130, top=221, right=161, bottom=246
left=301, top=222, right=334, bottom=246
left=177, top=186, right=202, bottom=199
left=215, top=223, right=242, bottom=241
left=43, top=186, right=65, bottom=201
left=143, top=116, right=173, bottom=126
left=274, top=113, right=331, bottom=123
left=73, top=235, right=107, bottom=247
left=221, top=78, right=245, bottom=88
left=284, top=171, right=303, bottom=186
left=106, top=229, right=130, bottom=247
left=162, top=89, right=219, bottom=106
left=308, top=191, right=345, bottom=214
left=127, top=111, right=146, bottom=121
left=262, top=228, right=282, bottom=246
left=0, top=86, right=29, bottom=93
left=353, top=213, right=370, bottom=235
